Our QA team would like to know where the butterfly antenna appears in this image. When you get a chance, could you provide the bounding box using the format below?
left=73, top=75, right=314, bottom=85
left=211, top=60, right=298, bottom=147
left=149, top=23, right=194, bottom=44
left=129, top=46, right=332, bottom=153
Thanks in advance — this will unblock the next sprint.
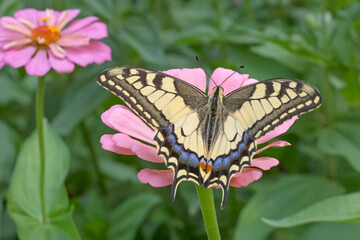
left=218, top=65, right=245, bottom=87
left=195, top=56, right=217, bottom=87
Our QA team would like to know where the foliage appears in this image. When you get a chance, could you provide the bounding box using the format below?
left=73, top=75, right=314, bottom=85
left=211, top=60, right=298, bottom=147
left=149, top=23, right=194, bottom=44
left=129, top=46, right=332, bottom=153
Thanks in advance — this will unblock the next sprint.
left=1, top=0, right=360, bottom=239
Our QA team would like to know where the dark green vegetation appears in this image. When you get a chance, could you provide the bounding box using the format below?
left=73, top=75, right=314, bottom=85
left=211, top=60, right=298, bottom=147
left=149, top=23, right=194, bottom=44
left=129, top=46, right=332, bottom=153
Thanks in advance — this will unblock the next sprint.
left=1, top=0, right=360, bottom=239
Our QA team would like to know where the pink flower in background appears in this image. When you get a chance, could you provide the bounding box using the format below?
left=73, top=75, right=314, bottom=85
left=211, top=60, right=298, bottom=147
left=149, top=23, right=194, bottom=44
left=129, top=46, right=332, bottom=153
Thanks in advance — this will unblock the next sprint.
left=0, top=8, right=111, bottom=76
left=100, top=68, right=296, bottom=190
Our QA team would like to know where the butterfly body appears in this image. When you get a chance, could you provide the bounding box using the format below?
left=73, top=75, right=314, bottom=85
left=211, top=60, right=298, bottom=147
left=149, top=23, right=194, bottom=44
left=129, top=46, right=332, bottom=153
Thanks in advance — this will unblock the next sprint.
left=97, top=67, right=322, bottom=208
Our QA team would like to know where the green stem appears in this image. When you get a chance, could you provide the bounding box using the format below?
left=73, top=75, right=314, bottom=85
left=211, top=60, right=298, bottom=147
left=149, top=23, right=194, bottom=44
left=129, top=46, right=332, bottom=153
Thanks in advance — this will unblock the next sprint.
left=79, top=121, right=107, bottom=195
left=36, top=76, right=47, bottom=224
left=196, top=186, right=221, bottom=240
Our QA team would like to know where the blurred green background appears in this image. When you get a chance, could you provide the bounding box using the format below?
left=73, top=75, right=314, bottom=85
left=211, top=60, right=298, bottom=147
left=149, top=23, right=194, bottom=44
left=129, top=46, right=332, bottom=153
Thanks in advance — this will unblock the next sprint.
left=1, top=0, right=360, bottom=239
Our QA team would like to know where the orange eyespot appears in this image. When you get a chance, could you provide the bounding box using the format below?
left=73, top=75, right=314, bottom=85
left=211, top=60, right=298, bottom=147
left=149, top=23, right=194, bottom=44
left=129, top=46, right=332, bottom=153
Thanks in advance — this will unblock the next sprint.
left=206, top=163, right=212, bottom=173
left=200, top=161, right=207, bottom=172
left=200, top=160, right=212, bottom=174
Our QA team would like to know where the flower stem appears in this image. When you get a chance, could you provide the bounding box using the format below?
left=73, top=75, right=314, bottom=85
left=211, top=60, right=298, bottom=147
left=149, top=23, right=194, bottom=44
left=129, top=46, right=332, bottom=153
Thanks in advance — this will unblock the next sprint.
left=36, top=76, right=47, bottom=224
left=196, top=185, right=221, bottom=240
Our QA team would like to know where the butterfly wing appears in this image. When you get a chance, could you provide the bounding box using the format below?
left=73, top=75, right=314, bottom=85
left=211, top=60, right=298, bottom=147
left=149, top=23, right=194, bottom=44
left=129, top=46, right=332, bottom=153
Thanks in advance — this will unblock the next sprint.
left=97, top=67, right=209, bottom=197
left=204, top=79, right=322, bottom=208
left=224, top=78, right=322, bottom=139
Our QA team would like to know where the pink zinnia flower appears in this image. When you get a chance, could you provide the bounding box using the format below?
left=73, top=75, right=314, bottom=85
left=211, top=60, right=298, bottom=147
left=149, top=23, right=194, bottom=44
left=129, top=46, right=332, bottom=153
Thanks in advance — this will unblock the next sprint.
left=100, top=68, right=296, bottom=199
left=0, top=8, right=111, bottom=76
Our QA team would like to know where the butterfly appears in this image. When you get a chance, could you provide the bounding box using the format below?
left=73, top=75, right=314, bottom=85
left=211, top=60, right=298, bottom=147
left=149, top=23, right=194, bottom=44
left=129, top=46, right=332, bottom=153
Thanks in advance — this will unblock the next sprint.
left=97, top=67, right=322, bottom=208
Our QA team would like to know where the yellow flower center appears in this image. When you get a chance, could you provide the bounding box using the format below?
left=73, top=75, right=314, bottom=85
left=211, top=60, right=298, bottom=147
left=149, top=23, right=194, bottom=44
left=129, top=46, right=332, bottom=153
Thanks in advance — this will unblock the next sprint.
left=31, top=24, right=60, bottom=46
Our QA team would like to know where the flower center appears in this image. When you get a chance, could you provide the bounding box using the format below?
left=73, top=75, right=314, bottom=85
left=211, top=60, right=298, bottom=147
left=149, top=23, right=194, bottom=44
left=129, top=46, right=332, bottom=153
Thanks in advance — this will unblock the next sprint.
left=31, top=25, right=60, bottom=46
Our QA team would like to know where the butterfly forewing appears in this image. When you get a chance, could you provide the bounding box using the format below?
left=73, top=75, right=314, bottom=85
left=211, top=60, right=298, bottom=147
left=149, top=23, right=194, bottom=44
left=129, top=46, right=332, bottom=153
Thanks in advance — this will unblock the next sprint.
left=224, top=79, right=322, bottom=139
left=97, top=67, right=207, bottom=128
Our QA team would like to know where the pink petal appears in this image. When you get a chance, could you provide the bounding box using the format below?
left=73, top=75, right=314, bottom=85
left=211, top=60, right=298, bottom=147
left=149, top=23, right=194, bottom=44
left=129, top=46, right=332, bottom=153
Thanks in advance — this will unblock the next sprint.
left=101, top=133, right=163, bottom=163
left=243, top=78, right=259, bottom=87
left=258, top=116, right=297, bottom=144
left=4, top=46, right=36, bottom=68
left=14, top=8, right=39, bottom=27
left=25, top=49, right=51, bottom=76
left=56, top=9, right=80, bottom=30
left=100, top=134, right=133, bottom=155
left=0, top=26, right=25, bottom=41
left=65, top=41, right=111, bottom=66
left=256, top=140, right=291, bottom=154
left=137, top=168, right=173, bottom=187
left=229, top=168, right=262, bottom=187
left=63, top=46, right=92, bottom=67
left=48, top=50, right=74, bottom=73
left=0, top=50, right=4, bottom=68
left=251, top=157, right=279, bottom=170
left=3, top=38, right=32, bottom=50
left=112, top=133, right=163, bottom=163
left=162, top=68, right=206, bottom=92
left=101, top=105, right=154, bottom=143
left=0, top=17, right=32, bottom=36
left=68, top=22, right=108, bottom=40
left=209, top=67, right=252, bottom=96
left=84, top=41, right=111, bottom=64
left=61, top=16, right=98, bottom=35
left=45, top=9, right=58, bottom=26
left=57, top=35, right=90, bottom=47
left=49, top=43, right=66, bottom=58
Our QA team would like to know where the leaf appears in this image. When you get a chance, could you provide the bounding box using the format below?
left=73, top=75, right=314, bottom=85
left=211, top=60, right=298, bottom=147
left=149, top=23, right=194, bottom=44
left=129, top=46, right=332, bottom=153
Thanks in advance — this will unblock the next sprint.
left=7, top=120, right=80, bottom=239
left=0, top=121, right=15, bottom=183
left=300, top=222, right=360, bottom=240
left=107, top=193, right=160, bottom=240
left=317, top=128, right=360, bottom=172
left=250, top=42, right=308, bottom=73
left=263, top=192, right=360, bottom=227
left=232, top=175, right=344, bottom=240
left=0, top=76, right=30, bottom=105
left=100, top=160, right=138, bottom=182
left=52, top=81, right=108, bottom=135
left=116, top=17, right=165, bottom=64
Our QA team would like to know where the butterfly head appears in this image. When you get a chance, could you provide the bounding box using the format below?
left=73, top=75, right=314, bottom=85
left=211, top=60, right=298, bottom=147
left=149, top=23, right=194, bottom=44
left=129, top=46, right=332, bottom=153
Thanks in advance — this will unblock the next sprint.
left=208, top=86, right=225, bottom=108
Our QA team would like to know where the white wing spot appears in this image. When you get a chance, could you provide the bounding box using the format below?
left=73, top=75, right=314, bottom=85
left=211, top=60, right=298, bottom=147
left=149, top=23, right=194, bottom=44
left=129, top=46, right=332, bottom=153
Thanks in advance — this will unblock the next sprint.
left=100, top=75, right=107, bottom=82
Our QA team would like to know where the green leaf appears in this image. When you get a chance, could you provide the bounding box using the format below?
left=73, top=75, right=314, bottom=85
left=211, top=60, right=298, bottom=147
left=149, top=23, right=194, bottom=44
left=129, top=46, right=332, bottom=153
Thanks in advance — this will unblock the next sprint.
left=0, top=121, right=15, bottom=183
left=318, top=128, right=360, bottom=172
left=52, top=82, right=108, bottom=135
left=107, top=193, right=160, bottom=240
left=100, top=160, right=138, bottom=182
left=300, top=222, right=360, bottom=240
left=0, top=76, right=30, bottom=105
left=232, top=175, right=345, bottom=240
left=263, top=192, right=360, bottom=227
left=7, top=120, right=80, bottom=239
left=116, top=17, right=165, bottom=64
left=250, top=42, right=308, bottom=73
